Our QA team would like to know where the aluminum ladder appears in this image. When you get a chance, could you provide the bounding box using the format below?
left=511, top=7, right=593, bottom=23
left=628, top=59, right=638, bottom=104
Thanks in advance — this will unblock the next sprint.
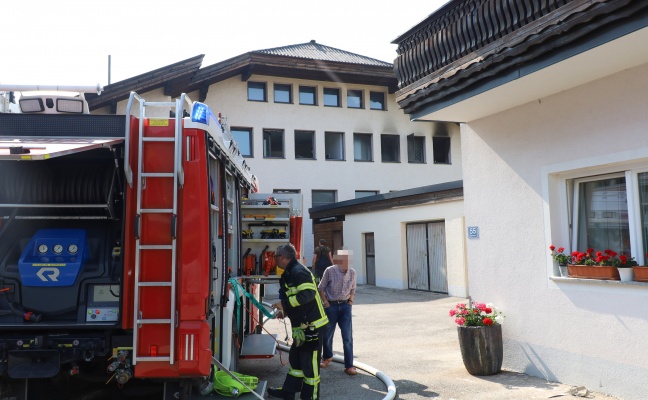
left=124, top=92, right=190, bottom=365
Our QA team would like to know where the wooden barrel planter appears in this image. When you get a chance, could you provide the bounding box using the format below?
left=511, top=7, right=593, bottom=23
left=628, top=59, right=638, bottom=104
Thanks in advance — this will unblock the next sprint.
left=457, top=324, right=503, bottom=375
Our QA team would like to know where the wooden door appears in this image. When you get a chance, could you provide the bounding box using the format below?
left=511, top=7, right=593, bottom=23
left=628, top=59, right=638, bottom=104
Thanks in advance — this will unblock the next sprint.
left=406, top=221, right=447, bottom=293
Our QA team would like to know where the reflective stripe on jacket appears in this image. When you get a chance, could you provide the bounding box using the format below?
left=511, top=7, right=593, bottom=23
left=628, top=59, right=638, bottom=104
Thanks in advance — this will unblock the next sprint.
left=280, top=258, right=328, bottom=329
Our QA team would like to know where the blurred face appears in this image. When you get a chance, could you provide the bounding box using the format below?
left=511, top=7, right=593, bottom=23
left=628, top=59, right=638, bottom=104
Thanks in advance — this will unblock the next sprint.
left=334, top=255, right=349, bottom=272
left=275, top=253, right=290, bottom=268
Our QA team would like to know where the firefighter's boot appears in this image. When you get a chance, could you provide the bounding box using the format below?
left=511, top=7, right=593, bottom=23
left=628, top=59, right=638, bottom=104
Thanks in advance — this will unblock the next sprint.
left=267, top=387, right=296, bottom=399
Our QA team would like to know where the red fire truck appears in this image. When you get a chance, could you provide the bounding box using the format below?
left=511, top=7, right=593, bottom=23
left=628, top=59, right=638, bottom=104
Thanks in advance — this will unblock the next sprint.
left=0, top=86, right=263, bottom=399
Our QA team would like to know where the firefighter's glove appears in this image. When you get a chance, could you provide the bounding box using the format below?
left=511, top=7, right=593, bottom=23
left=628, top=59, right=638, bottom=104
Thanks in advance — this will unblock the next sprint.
left=292, top=327, right=306, bottom=347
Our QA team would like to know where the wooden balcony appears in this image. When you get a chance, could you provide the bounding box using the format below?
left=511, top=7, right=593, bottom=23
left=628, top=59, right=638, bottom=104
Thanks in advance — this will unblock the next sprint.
left=393, top=0, right=648, bottom=119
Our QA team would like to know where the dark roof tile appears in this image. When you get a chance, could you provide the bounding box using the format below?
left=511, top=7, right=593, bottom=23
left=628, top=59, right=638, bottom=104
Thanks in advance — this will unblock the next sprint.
left=253, top=40, right=392, bottom=67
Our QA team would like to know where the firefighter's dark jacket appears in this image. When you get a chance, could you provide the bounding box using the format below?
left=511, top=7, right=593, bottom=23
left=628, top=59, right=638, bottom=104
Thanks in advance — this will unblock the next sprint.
left=279, top=258, right=328, bottom=329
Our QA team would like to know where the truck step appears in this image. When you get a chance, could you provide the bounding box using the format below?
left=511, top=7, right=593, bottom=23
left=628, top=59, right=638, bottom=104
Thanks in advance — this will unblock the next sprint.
left=239, top=334, right=277, bottom=359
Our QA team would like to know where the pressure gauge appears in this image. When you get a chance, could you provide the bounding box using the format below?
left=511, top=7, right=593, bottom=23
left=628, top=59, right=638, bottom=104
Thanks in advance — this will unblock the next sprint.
left=53, top=244, right=63, bottom=255
left=68, top=244, right=79, bottom=255
left=38, top=244, right=48, bottom=254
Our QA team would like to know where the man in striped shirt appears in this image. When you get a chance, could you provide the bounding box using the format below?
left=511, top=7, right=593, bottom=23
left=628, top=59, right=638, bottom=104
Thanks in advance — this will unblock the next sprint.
left=317, top=250, right=357, bottom=375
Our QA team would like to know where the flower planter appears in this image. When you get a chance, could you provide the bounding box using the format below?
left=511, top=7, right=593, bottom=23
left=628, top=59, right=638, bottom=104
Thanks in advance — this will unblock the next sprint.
left=559, top=265, right=569, bottom=277
left=457, top=324, right=503, bottom=376
left=617, top=268, right=634, bottom=282
left=633, top=266, right=648, bottom=282
left=567, top=265, right=619, bottom=280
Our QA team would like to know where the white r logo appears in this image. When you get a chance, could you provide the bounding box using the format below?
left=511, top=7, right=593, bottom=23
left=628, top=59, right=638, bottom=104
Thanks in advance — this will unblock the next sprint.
left=36, top=268, right=60, bottom=282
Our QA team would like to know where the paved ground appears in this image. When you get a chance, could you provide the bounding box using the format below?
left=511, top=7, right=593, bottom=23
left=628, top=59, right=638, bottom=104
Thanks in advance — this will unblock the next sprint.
left=239, top=285, right=621, bottom=400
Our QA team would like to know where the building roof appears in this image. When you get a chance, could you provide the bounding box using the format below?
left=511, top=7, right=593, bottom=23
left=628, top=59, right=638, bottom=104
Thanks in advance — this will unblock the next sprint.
left=88, top=41, right=397, bottom=111
left=86, top=55, right=204, bottom=112
left=392, top=0, right=648, bottom=121
left=253, top=40, right=393, bottom=67
left=309, top=180, right=463, bottom=221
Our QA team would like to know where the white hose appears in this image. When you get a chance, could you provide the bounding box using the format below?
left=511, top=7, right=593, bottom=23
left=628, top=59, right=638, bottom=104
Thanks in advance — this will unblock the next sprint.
left=278, top=343, right=396, bottom=400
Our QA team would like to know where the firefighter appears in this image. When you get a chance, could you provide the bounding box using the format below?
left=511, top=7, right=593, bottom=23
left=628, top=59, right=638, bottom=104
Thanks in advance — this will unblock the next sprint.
left=270, top=243, right=329, bottom=400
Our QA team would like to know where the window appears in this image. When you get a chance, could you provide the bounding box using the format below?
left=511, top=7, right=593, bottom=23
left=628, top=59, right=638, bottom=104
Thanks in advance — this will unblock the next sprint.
left=274, top=189, right=301, bottom=194
left=274, top=84, right=292, bottom=103
left=325, top=132, right=344, bottom=160
left=312, top=190, right=336, bottom=208
left=347, top=90, right=363, bottom=109
left=353, top=133, right=373, bottom=162
left=299, top=86, right=317, bottom=105
left=295, top=130, right=315, bottom=159
left=324, top=88, right=340, bottom=107
left=433, top=136, right=451, bottom=164
left=369, top=91, right=386, bottom=110
left=355, top=190, right=378, bottom=199
left=407, top=135, right=425, bottom=163
left=381, top=134, right=400, bottom=163
left=573, top=175, right=630, bottom=256
left=263, top=129, right=284, bottom=158
left=550, top=166, right=648, bottom=271
left=231, top=127, right=253, bottom=157
left=247, top=82, right=266, bottom=102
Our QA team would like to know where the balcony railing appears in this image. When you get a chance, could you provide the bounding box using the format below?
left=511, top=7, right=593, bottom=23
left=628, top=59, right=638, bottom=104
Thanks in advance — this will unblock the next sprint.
left=393, top=0, right=573, bottom=88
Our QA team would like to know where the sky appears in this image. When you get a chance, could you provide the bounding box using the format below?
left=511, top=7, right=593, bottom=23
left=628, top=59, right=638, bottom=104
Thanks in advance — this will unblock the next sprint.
left=2, top=0, right=448, bottom=88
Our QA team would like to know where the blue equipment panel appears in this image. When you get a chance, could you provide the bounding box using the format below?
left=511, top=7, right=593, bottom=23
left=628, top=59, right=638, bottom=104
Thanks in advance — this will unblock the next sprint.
left=18, top=229, right=89, bottom=287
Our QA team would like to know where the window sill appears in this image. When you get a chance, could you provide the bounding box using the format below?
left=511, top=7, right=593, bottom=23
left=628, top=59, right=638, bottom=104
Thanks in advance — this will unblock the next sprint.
left=551, top=276, right=648, bottom=286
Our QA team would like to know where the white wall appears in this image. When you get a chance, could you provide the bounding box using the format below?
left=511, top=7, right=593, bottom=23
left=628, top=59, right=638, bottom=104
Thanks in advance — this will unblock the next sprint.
left=343, top=199, right=466, bottom=296
left=462, top=62, right=648, bottom=399
left=92, top=73, right=463, bottom=275
left=204, top=75, right=463, bottom=260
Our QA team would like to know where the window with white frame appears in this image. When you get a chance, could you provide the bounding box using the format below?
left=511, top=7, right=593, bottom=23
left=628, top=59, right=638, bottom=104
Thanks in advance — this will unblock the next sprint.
left=573, top=174, right=631, bottom=257
left=263, top=129, right=284, bottom=158
left=565, top=169, right=648, bottom=266
left=353, top=133, right=372, bottom=162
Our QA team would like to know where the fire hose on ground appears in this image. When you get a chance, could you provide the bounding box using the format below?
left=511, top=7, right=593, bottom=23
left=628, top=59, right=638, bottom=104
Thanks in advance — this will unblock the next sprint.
left=276, top=342, right=397, bottom=400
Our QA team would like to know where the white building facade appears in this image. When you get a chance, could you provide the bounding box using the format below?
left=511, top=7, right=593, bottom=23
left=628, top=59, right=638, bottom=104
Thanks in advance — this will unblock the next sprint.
left=88, top=42, right=464, bottom=290
left=392, top=1, right=648, bottom=399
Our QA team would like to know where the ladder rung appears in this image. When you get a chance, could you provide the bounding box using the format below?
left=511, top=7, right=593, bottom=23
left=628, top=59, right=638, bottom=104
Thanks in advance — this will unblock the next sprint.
left=135, top=356, right=171, bottom=362
left=137, top=318, right=172, bottom=324
left=140, top=208, right=174, bottom=213
left=138, top=282, right=172, bottom=287
left=139, top=244, right=173, bottom=250
left=142, top=137, right=174, bottom=142
left=142, top=172, right=174, bottom=178
left=143, top=101, right=176, bottom=107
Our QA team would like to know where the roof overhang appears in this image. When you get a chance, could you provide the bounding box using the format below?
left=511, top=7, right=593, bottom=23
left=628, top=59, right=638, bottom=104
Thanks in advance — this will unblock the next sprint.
left=408, top=18, right=648, bottom=123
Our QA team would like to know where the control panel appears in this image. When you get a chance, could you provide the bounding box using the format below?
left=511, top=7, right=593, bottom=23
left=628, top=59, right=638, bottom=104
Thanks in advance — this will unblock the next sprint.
left=18, top=229, right=89, bottom=287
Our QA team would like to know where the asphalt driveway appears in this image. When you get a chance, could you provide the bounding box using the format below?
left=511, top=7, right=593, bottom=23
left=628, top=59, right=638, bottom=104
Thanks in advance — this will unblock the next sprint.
left=239, top=285, right=620, bottom=400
